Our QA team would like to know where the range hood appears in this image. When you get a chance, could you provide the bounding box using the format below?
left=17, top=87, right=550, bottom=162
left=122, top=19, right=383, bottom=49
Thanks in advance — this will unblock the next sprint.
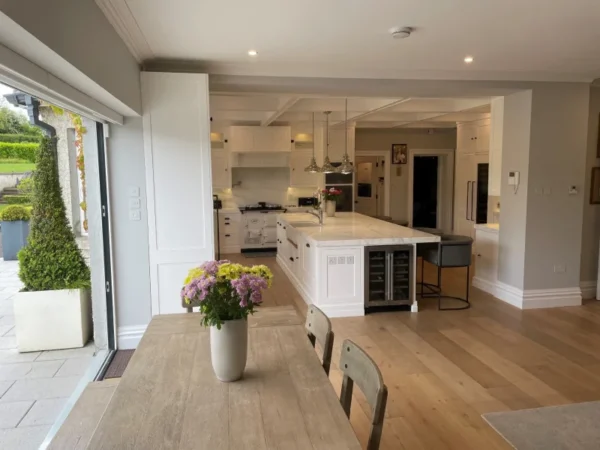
left=231, top=152, right=289, bottom=168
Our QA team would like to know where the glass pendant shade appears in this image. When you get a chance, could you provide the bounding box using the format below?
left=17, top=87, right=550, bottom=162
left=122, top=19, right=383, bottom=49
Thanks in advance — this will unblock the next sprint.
left=338, top=153, right=354, bottom=174
left=320, top=155, right=337, bottom=174
left=304, top=156, right=320, bottom=173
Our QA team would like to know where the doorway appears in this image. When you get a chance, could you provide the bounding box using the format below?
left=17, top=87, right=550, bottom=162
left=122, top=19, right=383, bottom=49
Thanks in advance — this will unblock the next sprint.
left=355, top=156, right=385, bottom=217
left=412, top=156, right=438, bottom=228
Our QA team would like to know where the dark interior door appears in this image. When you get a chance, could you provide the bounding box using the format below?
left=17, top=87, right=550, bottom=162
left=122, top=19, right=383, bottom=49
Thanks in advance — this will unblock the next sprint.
left=412, top=156, right=438, bottom=228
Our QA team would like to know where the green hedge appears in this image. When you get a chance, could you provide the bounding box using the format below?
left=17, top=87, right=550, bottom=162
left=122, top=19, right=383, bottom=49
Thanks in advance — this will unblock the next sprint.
left=0, top=142, right=40, bottom=162
left=0, top=134, right=42, bottom=144
left=0, top=205, right=30, bottom=221
left=4, top=195, right=30, bottom=205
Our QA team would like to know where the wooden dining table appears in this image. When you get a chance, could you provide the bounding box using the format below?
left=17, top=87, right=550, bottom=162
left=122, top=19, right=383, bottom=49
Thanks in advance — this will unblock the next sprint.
left=87, top=306, right=362, bottom=449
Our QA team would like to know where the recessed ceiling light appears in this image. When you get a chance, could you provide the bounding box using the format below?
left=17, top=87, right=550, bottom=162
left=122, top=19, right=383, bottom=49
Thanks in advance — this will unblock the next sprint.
left=464, top=56, right=474, bottom=64
left=248, top=50, right=258, bottom=56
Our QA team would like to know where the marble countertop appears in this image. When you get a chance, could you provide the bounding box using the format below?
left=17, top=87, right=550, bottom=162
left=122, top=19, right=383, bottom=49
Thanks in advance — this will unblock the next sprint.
left=279, top=212, right=440, bottom=247
left=474, top=223, right=500, bottom=233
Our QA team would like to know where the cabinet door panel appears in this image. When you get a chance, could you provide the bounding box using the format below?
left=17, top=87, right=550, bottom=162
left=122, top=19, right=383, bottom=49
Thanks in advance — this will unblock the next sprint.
left=228, top=127, right=254, bottom=152
left=476, top=122, right=490, bottom=153
left=290, top=150, right=320, bottom=187
left=211, top=151, right=230, bottom=189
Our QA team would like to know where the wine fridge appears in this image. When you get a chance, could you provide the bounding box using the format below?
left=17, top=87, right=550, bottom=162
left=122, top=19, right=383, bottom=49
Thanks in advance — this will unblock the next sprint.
left=364, top=245, right=413, bottom=310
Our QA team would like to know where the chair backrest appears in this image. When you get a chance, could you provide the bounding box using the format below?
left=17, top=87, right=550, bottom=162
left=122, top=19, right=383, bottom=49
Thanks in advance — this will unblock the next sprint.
left=339, top=339, right=388, bottom=450
left=182, top=297, right=198, bottom=313
left=305, top=305, right=334, bottom=375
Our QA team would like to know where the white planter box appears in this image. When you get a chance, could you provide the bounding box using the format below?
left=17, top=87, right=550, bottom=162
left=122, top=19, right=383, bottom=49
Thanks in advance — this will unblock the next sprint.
left=14, top=289, right=92, bottom=352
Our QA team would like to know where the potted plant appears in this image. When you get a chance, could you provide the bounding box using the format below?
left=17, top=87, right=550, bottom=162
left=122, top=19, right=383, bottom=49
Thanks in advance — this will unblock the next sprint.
left=319, top=187, right=342, bottom=217
left=181, top=260, right=272, bottom=382
left=14, top=136, right=91, bottom=352
left=0, top=205, right=31, bottom=260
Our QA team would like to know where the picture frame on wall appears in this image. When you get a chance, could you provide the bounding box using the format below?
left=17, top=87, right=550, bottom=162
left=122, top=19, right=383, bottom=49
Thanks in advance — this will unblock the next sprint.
left=391, top=144, right=408, bottom=165
left=590, top=167, right=600, bottom=204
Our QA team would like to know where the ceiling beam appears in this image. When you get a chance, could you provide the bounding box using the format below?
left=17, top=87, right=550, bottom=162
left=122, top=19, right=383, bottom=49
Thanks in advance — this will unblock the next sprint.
left=261, top=97, right=300, bottom=126
left=391, top=112, right=451, bottom=128
left=331, top=98, right=411, bottom=128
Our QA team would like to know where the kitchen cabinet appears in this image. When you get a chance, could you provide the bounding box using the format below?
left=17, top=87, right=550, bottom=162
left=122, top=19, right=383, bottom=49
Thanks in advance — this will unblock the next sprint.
left=473, top=226, right=499, bottom=289
left=228, top=126, right=291, bottom=153
left=211, top=150, right=231, bottom=189
left=216, top=211, right=241, bottom=254
left=488, top=97, right=504, bottom=197
left=456, top=119, right=490, bottom=156
left=453, top=153, right=489, bottom=238
left=290, top=150, right=320, bottom=187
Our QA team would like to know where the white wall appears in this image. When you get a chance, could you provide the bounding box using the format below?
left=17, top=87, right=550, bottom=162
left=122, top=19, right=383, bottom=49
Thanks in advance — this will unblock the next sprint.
left=106, top=118, right=152, bottom=330
left=580, top=86, right=600, bottom=289
left=355, top=128, right=456, bottom=222
left=216, top=167, right=315, bottom=207
left=0, top=0, right=141, bottom=115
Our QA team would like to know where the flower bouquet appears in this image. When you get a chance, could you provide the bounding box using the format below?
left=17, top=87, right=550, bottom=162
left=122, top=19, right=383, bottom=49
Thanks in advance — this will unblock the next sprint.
left=316, top=187, right=342, bottom=217
left=181, top=260, right=273, bottom=381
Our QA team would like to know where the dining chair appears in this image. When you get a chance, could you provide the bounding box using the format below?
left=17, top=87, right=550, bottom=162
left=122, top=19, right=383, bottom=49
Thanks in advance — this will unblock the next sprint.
left=305, top=305, right=334, bottom=376
left=339, top=339, right=388, bottom=450
left=182, top=297, right=198, bottom=313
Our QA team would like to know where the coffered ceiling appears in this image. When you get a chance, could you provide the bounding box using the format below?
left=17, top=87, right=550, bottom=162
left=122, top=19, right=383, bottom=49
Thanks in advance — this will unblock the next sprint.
left=97, top=0, right=600, bottom=82
left=209, top=95, right=491, bottom=129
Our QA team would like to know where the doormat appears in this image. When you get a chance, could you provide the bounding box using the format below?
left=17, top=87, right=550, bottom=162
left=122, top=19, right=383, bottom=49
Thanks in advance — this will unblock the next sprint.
left=104, top=350, right=134, bottom=379
left=483, top=401, right=600, bottom=449
left=242, top=252, right=277, bottom=258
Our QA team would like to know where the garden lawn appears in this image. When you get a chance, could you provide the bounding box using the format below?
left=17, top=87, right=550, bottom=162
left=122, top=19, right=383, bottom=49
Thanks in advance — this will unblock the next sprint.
left=0, top=159, right=36, bottom=173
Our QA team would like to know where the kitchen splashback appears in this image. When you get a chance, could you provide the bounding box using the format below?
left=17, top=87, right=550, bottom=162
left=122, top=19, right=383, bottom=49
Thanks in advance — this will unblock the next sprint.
left=214, top=167, right=315, bottom=207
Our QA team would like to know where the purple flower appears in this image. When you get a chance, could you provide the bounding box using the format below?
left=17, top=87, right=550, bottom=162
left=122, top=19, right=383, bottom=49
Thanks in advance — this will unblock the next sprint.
left=231, top=274, right=267, bottom=307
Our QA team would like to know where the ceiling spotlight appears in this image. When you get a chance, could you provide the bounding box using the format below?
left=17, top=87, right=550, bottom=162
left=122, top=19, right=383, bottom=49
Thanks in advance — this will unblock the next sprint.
left=389, top=27, right=413, bottom=39
left=248, top=50, right=258, bottom=56
left=464, top=55, right=474, bottom=64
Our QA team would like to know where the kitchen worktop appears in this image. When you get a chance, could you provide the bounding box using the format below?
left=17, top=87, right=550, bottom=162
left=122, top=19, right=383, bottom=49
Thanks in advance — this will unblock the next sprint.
left=279, top=212, right=440, bottom=247
left=474, top=223, right=500, bottom=233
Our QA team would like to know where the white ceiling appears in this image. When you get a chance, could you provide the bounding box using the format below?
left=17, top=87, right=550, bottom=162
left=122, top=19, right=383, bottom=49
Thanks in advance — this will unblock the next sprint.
left=98, top=0, right=600, bottom=82
left=209, top=95, right=491, bottom=129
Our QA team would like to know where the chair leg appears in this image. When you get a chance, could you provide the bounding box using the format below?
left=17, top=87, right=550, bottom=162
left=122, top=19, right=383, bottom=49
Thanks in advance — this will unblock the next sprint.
left=437, top=265, right=442, bottom=310
left=437, top=265, right=471, bottom=311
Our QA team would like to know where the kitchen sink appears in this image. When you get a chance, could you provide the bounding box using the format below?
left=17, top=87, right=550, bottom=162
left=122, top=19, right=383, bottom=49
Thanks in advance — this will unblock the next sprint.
left=289, top=221, right=322, bottom=228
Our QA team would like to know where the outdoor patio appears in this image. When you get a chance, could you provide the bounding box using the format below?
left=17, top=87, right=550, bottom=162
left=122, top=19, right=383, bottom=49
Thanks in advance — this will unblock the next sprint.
left=0, top=258, right=96, bottom=450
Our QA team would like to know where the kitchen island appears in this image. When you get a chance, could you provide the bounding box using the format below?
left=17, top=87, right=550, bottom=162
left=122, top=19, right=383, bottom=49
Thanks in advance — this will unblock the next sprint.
left=276, top=212, right=440, bottom=317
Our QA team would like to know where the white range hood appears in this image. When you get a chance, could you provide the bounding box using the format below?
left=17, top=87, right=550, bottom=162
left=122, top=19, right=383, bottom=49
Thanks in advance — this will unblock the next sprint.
left=231, top=152, right=289, bottom=168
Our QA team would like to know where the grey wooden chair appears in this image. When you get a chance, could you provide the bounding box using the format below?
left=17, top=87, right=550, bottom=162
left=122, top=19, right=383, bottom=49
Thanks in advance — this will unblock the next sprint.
left=339, top=339, right=388, bottom=450
left=305, top=305, right=334, bottom=375
left=182, top=297, right=198, bottom=313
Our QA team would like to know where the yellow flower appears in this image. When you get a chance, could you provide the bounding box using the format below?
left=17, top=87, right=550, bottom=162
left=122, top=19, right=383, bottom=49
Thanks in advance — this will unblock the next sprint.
left=184, top=267, right=204, bottom=284
left=250, top=265, right=274, bottom=287
left=216, top=263, right=245, bottom=280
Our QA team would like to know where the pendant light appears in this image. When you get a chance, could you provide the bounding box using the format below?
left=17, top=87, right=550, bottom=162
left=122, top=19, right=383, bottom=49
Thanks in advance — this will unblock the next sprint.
left=320, top=111, right=337, bottom=174
left=304, top=112, right=321, bottom=173
left=337, top=98, right=354, bottom=174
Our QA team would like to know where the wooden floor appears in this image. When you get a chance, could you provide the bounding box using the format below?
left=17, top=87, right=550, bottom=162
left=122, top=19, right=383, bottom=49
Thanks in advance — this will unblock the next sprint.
left=228, top=254, right=600, bottom=449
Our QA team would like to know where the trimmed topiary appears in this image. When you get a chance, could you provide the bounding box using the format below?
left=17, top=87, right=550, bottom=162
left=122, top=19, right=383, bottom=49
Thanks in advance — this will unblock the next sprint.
left=0, top=205, right=31, bottom=222
left=18, top=136, right=90, bottom=292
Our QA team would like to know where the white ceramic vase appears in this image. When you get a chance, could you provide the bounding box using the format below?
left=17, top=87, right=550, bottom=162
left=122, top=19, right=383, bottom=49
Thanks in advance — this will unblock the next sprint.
left=325, top=200, right=336, bottom=217
left=210, top=319, right=248, bottom=382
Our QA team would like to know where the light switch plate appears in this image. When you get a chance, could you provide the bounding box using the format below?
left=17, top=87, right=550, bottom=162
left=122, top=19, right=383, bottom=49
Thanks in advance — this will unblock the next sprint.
left=129, top=210, right=141, bottom=221
left=128, top=186, right=140, bottom=197
left=129, top=198, right=141, bottom=209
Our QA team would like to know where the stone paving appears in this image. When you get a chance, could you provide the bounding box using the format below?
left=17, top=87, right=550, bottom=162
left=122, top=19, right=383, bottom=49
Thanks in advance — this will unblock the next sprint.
left=0, top=259, right=96, bottom=450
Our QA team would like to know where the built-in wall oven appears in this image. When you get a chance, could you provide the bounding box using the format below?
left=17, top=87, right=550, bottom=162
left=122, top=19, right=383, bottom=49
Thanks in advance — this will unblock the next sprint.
left=325, top=163, right=354, bottom=212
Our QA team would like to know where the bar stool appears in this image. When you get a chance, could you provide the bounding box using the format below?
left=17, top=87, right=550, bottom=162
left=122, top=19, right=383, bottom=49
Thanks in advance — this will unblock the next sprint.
left=420, top=234, right=473, bottom=310
left=413, top=227, right=444, bottom=287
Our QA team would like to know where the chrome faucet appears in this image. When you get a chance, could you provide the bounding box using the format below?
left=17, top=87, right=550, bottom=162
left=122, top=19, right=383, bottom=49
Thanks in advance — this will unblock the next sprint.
left=306, top=208, right=324, bottom=225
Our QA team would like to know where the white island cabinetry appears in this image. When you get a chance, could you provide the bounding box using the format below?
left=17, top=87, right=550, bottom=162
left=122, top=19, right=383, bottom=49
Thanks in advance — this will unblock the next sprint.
left=277, top=213, right=439, bottom=317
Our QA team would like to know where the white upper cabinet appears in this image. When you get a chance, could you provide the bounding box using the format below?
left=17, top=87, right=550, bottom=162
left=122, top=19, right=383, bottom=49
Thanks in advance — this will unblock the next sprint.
left=488, top=97, right=504, bottom=197
left=290, top=150, right=320, bottom=187
left=211, top=150, right=230, bottom=189
left=228, top=126, right=291, bottom=153
left=457, top=119, right=490, bottom=155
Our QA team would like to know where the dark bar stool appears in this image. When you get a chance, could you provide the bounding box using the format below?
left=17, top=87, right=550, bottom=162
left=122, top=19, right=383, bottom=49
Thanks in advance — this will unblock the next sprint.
left=413, top=227, right=444, bottom=286
left=420, top=234, right=473, bottom=310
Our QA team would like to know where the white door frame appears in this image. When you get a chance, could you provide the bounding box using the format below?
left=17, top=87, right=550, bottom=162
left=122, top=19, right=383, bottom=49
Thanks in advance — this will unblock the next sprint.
left=407, top=149, right=454, bottom=230
left=356, top=150, right=390, bottom=217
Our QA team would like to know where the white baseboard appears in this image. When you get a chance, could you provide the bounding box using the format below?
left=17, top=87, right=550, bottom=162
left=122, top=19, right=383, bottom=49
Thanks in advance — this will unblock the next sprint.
left=580, top=281, right=597, bottom=300
left=117, top=324, right=148, bottom=349
left=473, top=277, right=582, bottom=309
left=319, top=303, right=365, bottom=318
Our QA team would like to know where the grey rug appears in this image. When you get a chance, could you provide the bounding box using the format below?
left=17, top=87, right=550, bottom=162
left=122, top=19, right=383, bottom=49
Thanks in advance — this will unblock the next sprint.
left=483, top=401, right=600, bottom=450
